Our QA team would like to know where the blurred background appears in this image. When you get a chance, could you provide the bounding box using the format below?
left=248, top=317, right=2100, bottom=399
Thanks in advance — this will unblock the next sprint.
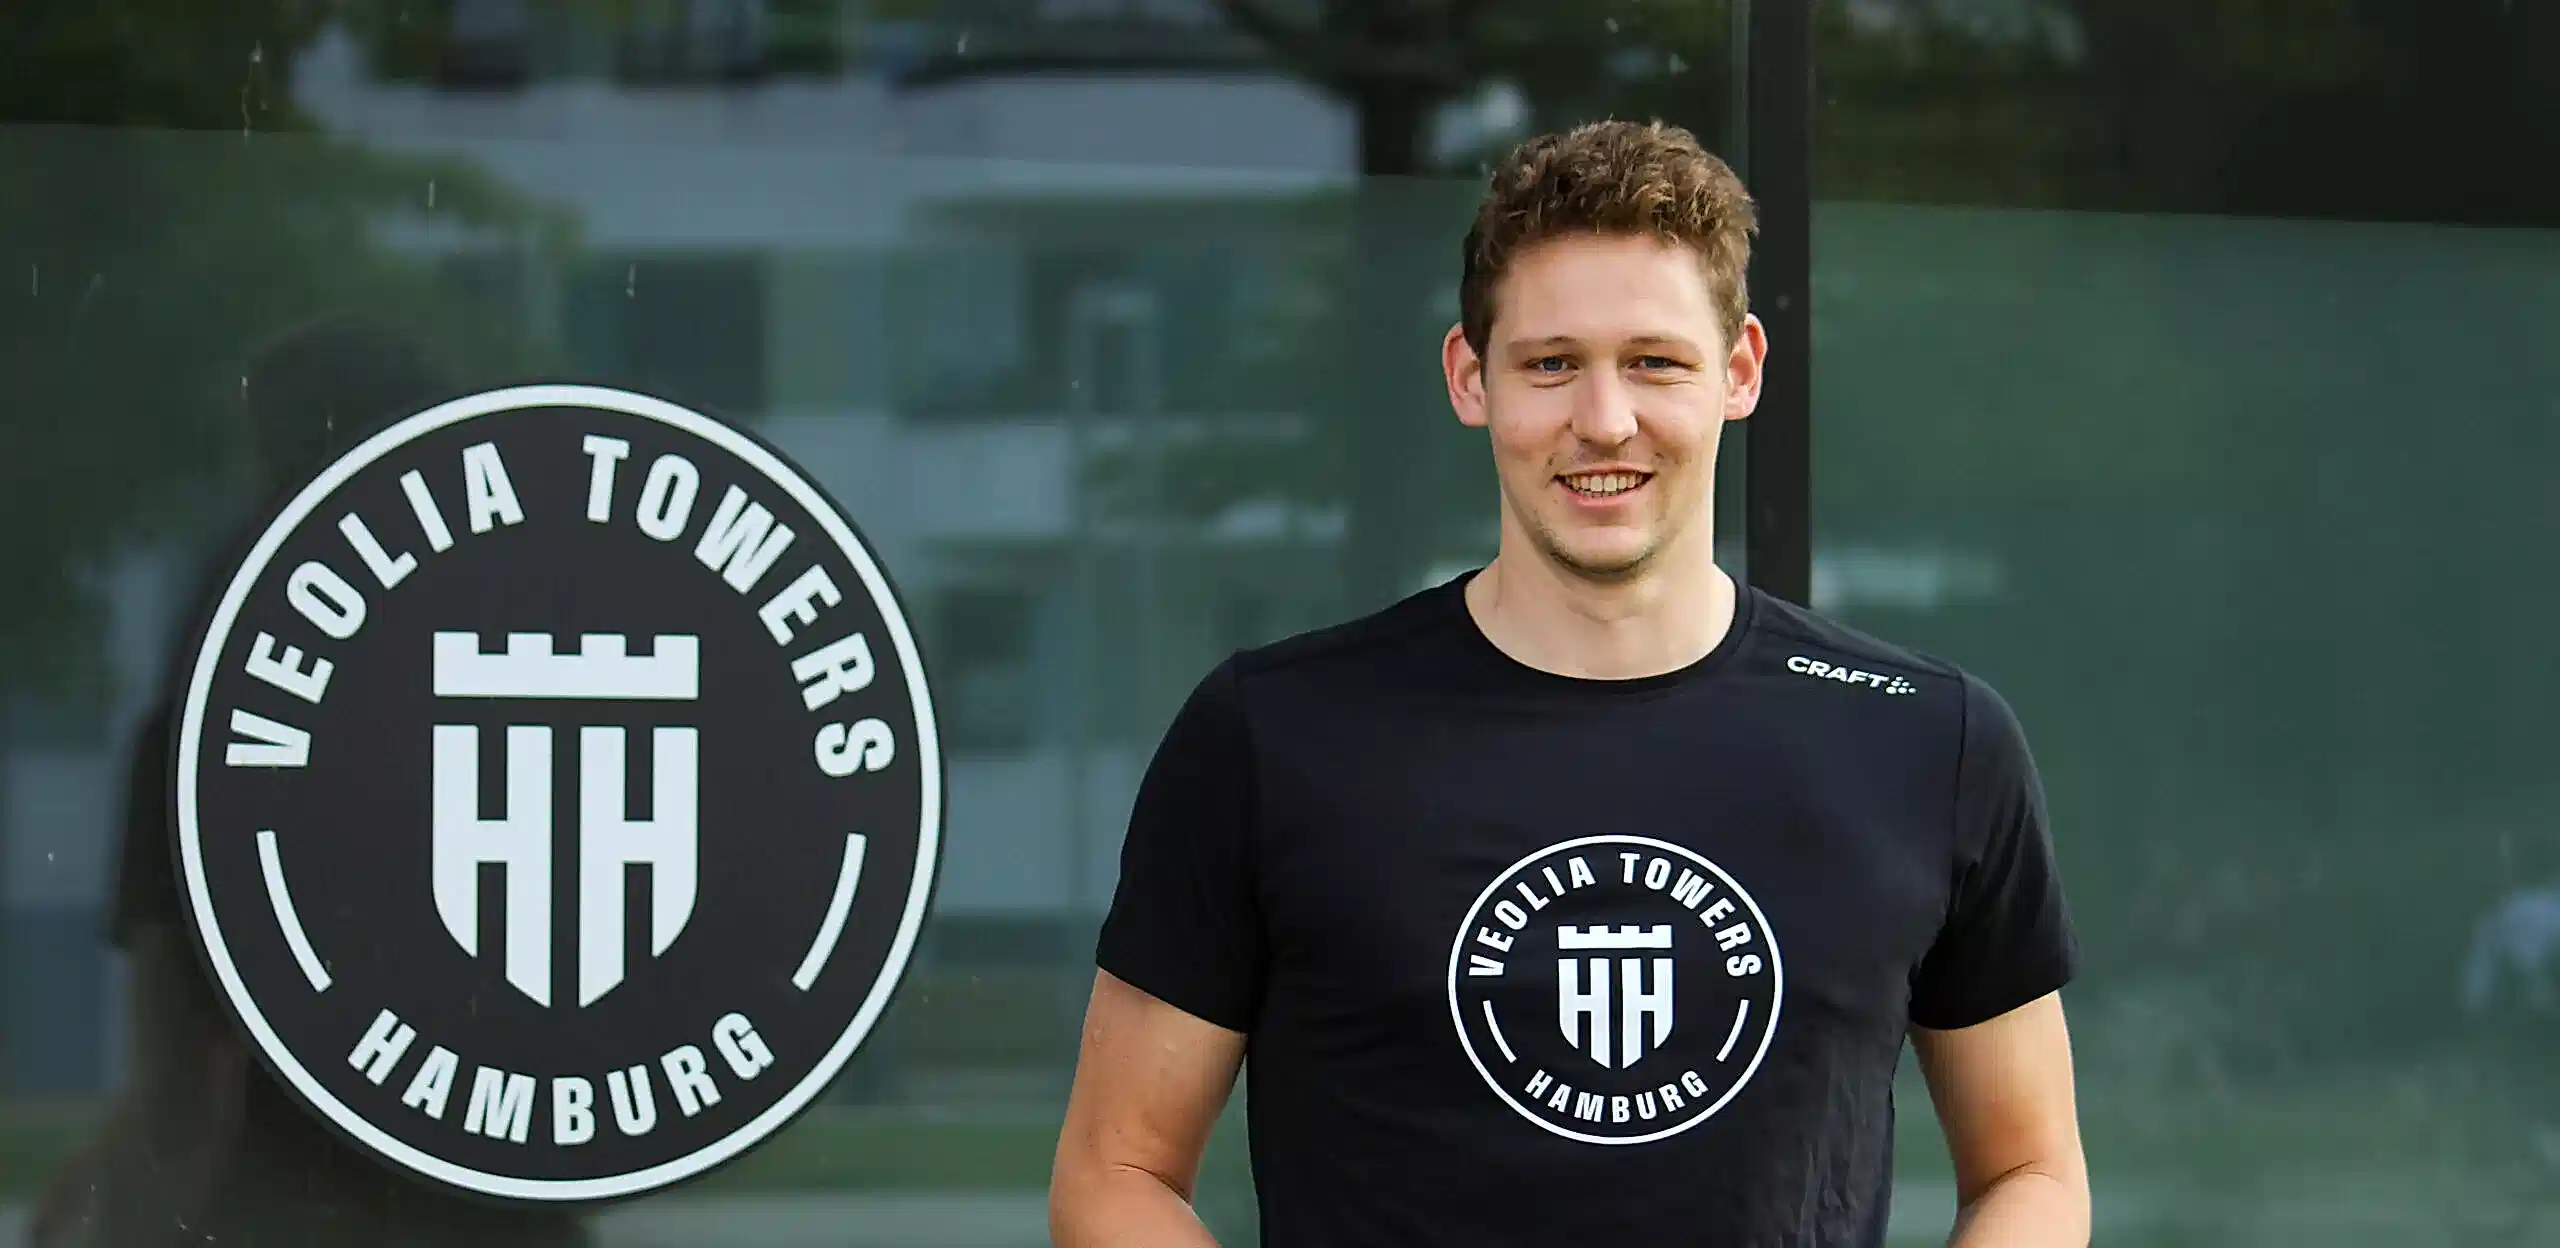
left=6, top=1, right=2560, bottom=1244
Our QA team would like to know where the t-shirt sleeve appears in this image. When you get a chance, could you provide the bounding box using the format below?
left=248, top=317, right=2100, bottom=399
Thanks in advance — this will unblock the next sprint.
left=1093, top=656, right=1266, bottom=1034
left=1907, top=673, right=2081, bottom=1031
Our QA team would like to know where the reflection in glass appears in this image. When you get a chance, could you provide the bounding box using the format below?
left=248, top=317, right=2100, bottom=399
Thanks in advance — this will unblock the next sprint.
left=35, top=317, right=592, bottom=1246
left=6, top=2, right=1743, bottom=1244
left=1815, top=3, right=2560, bottom=1241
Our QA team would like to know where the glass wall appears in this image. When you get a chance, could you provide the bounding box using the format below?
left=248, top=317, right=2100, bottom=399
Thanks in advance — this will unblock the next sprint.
left=1, top=3, right=1745, bottom=1245
left=1814, top=3, right=2560, bottom=1244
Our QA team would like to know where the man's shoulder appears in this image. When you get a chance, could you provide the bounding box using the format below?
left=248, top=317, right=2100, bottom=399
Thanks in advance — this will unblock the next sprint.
left=1743, top=588, right=2004, bottom=716
left=1225, top=577, right=1466, bottom=688
left=1747, top=588, right=1955, bottom=677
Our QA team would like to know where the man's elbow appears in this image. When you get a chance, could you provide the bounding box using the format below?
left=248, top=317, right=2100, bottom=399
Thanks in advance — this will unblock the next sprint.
left=1047, top=1151, right=1104, bottom=1243
left=1961, top=1155, right=2086, bottom=1206
left=1048, top=1147, right=1187, bottom=1240
left=1955, top=1160, right=2091, bottom=1246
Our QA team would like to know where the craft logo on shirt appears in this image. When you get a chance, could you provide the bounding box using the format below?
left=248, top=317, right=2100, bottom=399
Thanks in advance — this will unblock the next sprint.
left=1786, top=654, right=1916, bottom=696
left=171, top=383, right=942, bottom=1204
left=1446, top=835, right=1782, bottom=1145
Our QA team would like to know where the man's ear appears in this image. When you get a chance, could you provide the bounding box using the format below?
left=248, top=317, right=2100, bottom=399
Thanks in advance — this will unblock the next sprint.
left=1445, top=323, right=1489, bottom=429
left=1725, top=312, right=1769, bottom=423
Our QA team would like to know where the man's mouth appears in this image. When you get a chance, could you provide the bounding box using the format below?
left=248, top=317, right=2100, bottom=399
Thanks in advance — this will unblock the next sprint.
left=1558, top=470, right=1651, bottom=498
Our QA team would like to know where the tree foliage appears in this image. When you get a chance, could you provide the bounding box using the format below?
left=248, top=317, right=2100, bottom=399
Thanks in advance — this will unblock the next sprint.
left=1085, top=0, right=2560, bottom=611
left=1064, top=1, right=1748, bottom=611
left=0, top=1, right=563, bottom=713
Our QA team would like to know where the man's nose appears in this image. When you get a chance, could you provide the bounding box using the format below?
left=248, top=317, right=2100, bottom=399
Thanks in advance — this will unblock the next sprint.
left=1572, top=372, right=1641, bottom=444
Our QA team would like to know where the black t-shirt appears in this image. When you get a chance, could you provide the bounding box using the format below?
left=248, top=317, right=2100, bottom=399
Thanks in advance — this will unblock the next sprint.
left=1096, top=570, right=2079, bottom=1247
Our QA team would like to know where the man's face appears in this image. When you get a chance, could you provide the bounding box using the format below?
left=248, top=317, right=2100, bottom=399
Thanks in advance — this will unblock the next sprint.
left=1445, top=231, right=1767, bottom=584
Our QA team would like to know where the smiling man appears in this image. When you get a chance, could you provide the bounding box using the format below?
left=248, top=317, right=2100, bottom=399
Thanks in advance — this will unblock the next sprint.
left=1049, top=119, right=2089, bottom=1247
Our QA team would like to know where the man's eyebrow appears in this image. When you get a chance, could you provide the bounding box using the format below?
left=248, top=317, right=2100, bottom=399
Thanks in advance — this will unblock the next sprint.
left=1503, top=334, right=1701, bottom=352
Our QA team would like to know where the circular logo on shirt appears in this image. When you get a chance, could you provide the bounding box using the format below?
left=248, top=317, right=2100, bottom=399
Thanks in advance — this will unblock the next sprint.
left=171, top=383, right=942, bottom=1204
left=1447, top=835, right=1782, bottom=1145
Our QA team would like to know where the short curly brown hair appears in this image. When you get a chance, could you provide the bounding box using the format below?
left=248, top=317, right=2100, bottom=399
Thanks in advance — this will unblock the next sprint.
left=1459, top=119, right=1758, bottom=359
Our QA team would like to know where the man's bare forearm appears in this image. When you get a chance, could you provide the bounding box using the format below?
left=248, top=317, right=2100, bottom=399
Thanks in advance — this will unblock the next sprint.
left=1947, top=1166, right=2089, bottom=1247
left=1051, top=1162, right=1226, bottom=1248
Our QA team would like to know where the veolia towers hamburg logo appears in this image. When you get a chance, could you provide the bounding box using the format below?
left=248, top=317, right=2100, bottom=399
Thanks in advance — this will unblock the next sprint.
left=169, top=383, right=942, bottom=1203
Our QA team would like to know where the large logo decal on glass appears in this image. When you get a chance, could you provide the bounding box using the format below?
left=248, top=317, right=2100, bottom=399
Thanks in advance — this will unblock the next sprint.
left=171, top=384, right=942, bottom=1203
left=1447, top=835, right=1781, bottom=1145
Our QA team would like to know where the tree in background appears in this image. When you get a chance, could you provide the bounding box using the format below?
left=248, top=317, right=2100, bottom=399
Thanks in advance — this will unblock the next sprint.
left=1108, top=0, right=2560, bottom=604
left=0, top=0, right=562, bottom=716
left=1060, top=0, right=1746, bottom=615
left=1082, top=0, right=2560, bottom=1081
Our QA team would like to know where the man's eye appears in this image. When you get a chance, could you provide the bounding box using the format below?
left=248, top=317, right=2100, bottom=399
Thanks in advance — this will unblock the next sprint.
left=1529, top=356, right=1570, bottom=373
left=1634, top=356, right=1679, bottom=369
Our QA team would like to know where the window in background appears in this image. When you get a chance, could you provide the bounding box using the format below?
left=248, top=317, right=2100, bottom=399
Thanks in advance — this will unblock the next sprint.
left=891, top=241, right=1035, bottom=417
left=614, top=0, right=777, bottom=83
left=1812, top=2, right=2560, bottom=1240
left=935, top=583, right=1044, bottom=752
left=0, top=3, right=1748, bottom=1244
left=1064, top=281, right=1164, bottom=417
left=568, top=252, right=770, bottom=417
left=437, top=0, right=539, bottom=86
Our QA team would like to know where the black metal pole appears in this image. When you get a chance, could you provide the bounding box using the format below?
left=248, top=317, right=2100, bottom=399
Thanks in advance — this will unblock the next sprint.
left=1742, top=0, right=1813, bottom=607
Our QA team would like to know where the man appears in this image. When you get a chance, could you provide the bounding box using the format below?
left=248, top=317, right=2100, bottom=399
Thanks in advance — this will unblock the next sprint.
left=1049, top=120, right=2088, bottom=1246
left=33, top=315, right=591, bottom=1248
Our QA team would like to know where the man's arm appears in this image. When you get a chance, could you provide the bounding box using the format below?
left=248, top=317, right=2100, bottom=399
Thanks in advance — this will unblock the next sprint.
left=1910, top=991, right=2088, bottom=1247
left=1050, top=969, right=1248, bottom=1247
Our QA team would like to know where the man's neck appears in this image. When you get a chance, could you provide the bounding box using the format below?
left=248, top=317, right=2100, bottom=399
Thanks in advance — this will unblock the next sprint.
left=1462, top=542, right=1739, bottom=682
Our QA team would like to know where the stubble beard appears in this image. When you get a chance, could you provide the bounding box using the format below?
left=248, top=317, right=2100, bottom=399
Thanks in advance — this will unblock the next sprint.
left=1510, top=478, right=1666, bottom=586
